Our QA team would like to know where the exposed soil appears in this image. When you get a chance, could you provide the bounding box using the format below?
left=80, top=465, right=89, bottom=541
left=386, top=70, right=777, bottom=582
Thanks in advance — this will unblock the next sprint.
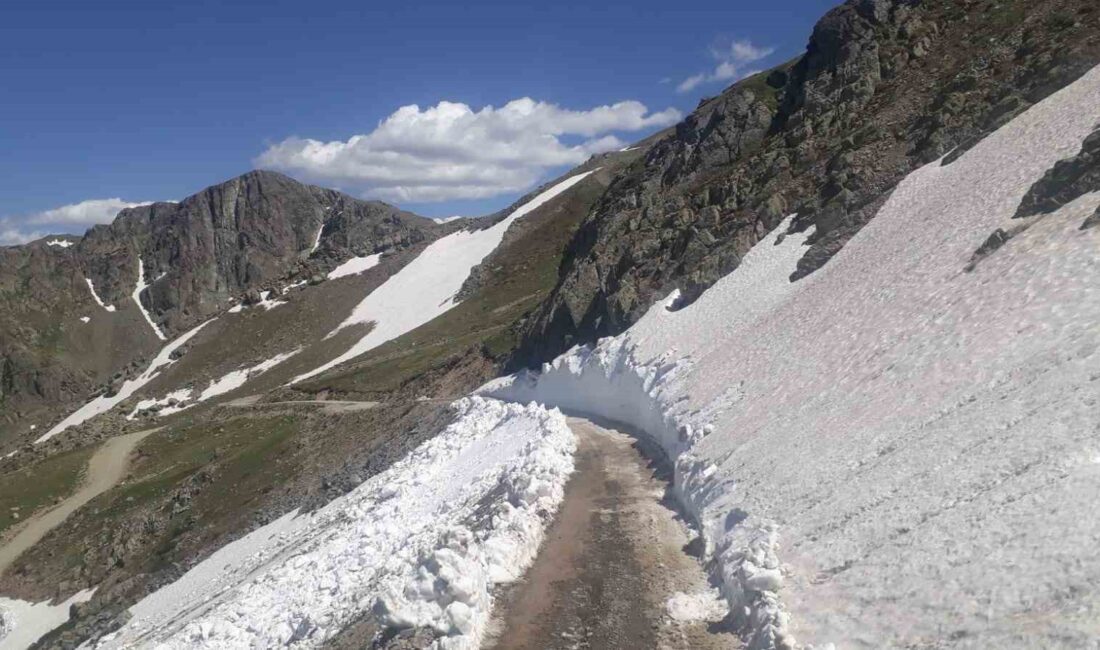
left=485, top=417, right=737, bottom=650
left=0, top=427, right=159, bottom=576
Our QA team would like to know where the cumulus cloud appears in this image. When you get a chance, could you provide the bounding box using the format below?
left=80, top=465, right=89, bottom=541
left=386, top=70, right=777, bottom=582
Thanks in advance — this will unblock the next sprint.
left=29, top=198, right=155, bottom=226
left=677, top=38, right=775, bottom=94
left=0, top=218, right=45, bottom=246
left=255, top=98, right=681, bottom=202
left=0, top=198, right=158, bottom=247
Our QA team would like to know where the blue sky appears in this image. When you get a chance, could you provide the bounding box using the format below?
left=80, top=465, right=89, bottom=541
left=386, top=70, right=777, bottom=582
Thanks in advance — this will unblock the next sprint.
left=0, top=0, right=837, bottom=243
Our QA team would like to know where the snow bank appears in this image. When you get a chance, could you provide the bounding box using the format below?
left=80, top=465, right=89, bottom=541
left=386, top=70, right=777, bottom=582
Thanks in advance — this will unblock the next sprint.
left=0, top=589, right=94, bottom=650
left=290, top=170, right=596, bottom=384
left=96, top=397, right=574, bottom=649
left=327, top=253, right=381, bottom=280
left=131, top=259, right=166, bottom=341
left=484, top=67, right=1100, bottom=648
left=38, top=319, right=215, bottom=442
left=84, top=278, right=116, bottom=312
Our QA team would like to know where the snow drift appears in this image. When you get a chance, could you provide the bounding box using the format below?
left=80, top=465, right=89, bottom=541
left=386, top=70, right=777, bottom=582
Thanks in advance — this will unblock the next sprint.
left=483, top=66, right=1100, bottom=648
left=95, top=397, right=574, bottom=649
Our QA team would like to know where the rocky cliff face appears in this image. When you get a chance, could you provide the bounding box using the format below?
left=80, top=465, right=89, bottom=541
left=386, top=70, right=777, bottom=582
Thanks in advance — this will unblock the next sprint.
left=514, top=0, right=1100, bottom=366
left=77, top=170, right=435, bottom=333
left=0, top=171, right=439, bottom=437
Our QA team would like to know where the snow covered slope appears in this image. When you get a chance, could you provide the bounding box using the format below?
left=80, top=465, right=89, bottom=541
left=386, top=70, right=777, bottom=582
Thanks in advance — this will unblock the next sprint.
left=35, top=319, right=215, bottom=443
left=484, top=66, right=1100, bottom=648
left=94, top=397, right=574, bottom=649
left=290, top=170, right=595, bottom=384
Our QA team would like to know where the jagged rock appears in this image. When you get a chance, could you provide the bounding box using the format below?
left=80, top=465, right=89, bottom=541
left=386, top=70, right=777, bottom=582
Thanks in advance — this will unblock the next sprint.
left=513, top=0, right=1100, bottom=367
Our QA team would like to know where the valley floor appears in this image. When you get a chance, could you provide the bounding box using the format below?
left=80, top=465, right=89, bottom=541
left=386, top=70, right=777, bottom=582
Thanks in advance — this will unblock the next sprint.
left=486, top=417, right=734, bottom=650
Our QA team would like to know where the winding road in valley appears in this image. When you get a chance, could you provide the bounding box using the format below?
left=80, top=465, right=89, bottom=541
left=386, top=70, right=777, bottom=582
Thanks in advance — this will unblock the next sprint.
left=0, top=428, right=159, bottom=577
left=485, top=417, right=737, bottom=650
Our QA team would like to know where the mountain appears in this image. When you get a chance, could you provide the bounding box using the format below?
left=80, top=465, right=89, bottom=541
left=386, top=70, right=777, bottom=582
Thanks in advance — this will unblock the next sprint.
left=0, top=1, right=1098, bottom=649
left=514, top=0, right=1100, bottom=364
left=0, top=170, right=440, bottom=444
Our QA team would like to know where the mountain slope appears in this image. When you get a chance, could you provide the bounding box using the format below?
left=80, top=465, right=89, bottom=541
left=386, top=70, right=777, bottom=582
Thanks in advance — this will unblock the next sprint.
left=514, top=0, right=1100, bottom=365
left=486, top=63, right=1100, bottom=649
left=0, top=171, right=440, bottom=448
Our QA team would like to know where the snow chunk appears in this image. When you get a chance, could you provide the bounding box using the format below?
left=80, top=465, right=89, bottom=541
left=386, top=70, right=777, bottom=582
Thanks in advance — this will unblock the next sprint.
left=328, top=253, right=381, bottom=280
left=0, top=589, right=94, bottom=649
left=98, top=397, right=574, bottom=649
left=79, top=316, right=90, bottom=324
left=84, top=278, right=116, bottom=312
left=132, top=258, right=166, bottom=341
left=291, top=170, right=596, bottom=384
left=666, top=589, right=727, bottom=623
left=38, top=319, right=215, bottom=442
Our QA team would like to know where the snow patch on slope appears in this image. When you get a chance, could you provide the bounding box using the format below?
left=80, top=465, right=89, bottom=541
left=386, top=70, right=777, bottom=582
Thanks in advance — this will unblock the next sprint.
left=483, top=67, right=1100, bottom=648
left=45, top=239, right=73, bottom=249
left=132, top=259, right=166, bottom=340
left=310, top=223, right=325, bottom=254
left=327, top=253, right=381, bottom=280
left=37, top=319, right=215, bottom=442
left=96, top=397, right=574, bottom=649
left=128, top=349, right=301, bottom=418
left=227, top=291, right=286, bottom=313
left=291, top=170, right=596, bottom=384
left=84, top=278, right=116, bottom=312
left=0, top=589, right=95, bottom=650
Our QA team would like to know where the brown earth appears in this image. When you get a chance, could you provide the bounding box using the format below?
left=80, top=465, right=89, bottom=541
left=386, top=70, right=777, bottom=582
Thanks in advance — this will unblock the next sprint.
left=485, top=418, right=737, bottom=650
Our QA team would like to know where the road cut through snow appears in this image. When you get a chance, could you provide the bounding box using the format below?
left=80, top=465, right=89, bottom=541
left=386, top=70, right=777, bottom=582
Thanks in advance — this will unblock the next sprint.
left=485, top=416, right=734, bottom=650
left=482, top=65, right=1100, bottom=648
left=92, top=396, right=575, bottom=649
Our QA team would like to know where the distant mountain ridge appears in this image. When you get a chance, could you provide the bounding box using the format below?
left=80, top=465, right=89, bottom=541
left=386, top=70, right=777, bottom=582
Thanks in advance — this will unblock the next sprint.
left=0, top=170, right=441, bottom=437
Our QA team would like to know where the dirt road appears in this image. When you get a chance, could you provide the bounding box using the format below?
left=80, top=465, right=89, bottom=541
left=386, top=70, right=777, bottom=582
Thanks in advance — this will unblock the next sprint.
left=0, top=428, right=159, bottom=576
left=485, top=417, right=737, bottom=650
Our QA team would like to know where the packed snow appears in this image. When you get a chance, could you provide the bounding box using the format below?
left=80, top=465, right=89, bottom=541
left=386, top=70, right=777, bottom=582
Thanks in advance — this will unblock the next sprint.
left=290, top=170, right=596, bottom=384
left=327, top=253, right=381, bottom=280
left=132, top=259, right=166, bottom=341
left=84, top=278, right=116, bottom=312
left=44, top=239, right=73, bottom=249
left=483, top=67, right=1100, bottom=648
left=0, top=589, right=94, bottom=650
left=79, top=316, right=90, bottom=324
left=127, top=349, right=300, bottom=418
left=37, top=319, right=215, bottom=443
left=94, top=397, right=574, bottom=649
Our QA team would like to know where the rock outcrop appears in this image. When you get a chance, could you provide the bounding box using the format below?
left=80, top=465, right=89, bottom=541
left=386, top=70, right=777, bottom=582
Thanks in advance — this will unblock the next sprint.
left=513, top=0, right=1100, bottom=367
left=0, top=171, right=440, bottom=439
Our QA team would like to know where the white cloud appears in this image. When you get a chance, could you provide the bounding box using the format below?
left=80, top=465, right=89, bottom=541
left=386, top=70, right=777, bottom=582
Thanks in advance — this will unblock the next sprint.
left=255, top=98, right=681, bottom=202
left=30, top=198, right=154, bottom=226
left=677, top=38, right=775, bottom=94
left=0, top=220, right=44, bottom=246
